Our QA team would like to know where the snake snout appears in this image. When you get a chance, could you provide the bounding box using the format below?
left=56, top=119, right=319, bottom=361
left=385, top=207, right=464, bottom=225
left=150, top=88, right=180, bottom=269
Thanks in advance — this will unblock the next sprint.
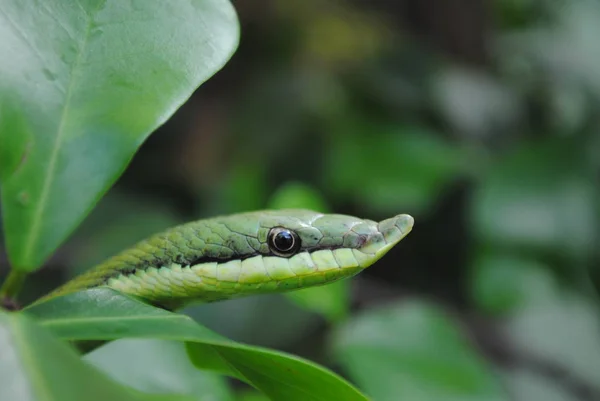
left=355, top=214, right=414, bottom=258
left=379, top=214, right=414, bottom=245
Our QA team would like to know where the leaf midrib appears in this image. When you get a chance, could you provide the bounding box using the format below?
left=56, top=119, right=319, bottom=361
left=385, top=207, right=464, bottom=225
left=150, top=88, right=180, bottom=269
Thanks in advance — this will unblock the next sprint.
left=21, top=4, right=98, bottom=267
left=39, top=314, right=187, bottom=326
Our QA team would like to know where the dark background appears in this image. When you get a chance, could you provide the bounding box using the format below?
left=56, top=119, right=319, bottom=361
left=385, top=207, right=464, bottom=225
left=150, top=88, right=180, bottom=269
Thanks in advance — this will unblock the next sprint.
left=4, top=1, right=600, bottom=400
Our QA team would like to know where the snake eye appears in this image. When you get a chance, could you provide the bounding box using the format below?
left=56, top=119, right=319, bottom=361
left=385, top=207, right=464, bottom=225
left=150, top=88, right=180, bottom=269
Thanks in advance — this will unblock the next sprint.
left=268, top=227, right=300, bottom=257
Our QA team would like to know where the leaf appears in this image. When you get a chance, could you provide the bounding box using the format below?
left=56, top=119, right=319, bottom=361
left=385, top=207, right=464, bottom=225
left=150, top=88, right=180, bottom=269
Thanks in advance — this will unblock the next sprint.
left=0, top=310, right=143, bottom=401
left=500, top=368, right=579, bottom=401
left=504, top=275, right=600, bottom=388
left=0, top=103, right=31, bottom=184
left=184, top=294, right=320, bottom=348
left=324, top=123, right=465, bottom=214
left=187, top=343, right=365, bottom=401
left=269, top=182, right=329, bottom=212
left=210, top=161, right=268, bottom=215
left=331, top=300, right=507, bottom=401
left=433, top=67, right=522, bottom=138
left=471, top=138, right=598, bottom=259
left=0, top=0, right=240, bottom=271
left=505, top=1, right=600, bottom=100
left=469, top=253, right=558, bottom=315
left=471, top=257, right=600, bottom=395
left=86, top=339, right=234, bottom=401
left=285, top=281, right=349, bottom=323
left=25, top=288, right=370, bottom=401
left=236, top=390, right=271, bottom=401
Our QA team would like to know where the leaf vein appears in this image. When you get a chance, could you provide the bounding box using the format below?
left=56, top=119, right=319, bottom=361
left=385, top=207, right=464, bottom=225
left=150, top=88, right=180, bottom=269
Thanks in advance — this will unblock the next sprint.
left=22, top=3, right=103, bottom=265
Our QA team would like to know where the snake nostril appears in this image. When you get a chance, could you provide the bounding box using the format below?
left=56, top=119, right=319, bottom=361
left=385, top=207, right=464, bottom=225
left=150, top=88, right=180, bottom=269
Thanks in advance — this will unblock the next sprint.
left=355, top=235, right=367, bottom=248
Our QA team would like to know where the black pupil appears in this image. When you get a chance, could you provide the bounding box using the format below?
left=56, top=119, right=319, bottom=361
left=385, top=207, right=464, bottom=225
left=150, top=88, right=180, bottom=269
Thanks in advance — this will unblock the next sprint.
left=274, top=231, right=294, bottom=251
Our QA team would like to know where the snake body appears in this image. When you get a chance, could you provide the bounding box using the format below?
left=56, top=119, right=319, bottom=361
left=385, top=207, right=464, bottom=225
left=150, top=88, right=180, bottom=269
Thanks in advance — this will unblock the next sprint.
left=39, top=209, right=414, bottom=310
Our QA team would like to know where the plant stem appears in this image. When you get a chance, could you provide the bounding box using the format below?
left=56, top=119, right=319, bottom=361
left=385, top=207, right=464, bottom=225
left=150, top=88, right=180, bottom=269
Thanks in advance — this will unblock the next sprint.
left=0, top=270, right=27, bottom=305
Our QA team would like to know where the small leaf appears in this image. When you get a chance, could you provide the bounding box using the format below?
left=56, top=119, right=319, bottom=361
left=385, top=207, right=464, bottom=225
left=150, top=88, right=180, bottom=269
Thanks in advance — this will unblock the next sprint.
left=508, top=1, right=600, bottom=100
left=25, top=288, right=370, bottom=401
left=0, top=310, right=142, bottom=401
left=210, top=161, right=268, bottom=215
left=187, top=343, right=365, bottom=401
left=501, top=368, right=579, bottom=401
left=331, top=300, right=508, bottom=401
left=269, top=182, right=328, bottom=212
left=0, top=0, right=239, bottom=271
left=469, top=253, right=558, bottom=315
left=285, top=281, right=349, bottom=323
left=471, top=253, right=600, bottom=392
left=471, top=138, right=598, bottom=259
left=325, top=123, right=465, bottom=214
left=505, top=276, right=600, bottom=387
left=86, top=339, right=234, bottom=401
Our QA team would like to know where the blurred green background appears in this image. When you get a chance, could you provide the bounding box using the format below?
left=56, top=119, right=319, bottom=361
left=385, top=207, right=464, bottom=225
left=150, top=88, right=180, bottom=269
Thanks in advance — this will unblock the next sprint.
left=2, top=0, right=600, bottom=400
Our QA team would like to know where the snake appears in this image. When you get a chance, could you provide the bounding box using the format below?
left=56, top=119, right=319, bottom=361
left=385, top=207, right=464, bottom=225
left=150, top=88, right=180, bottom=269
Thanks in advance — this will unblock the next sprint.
left=36, top=209, right=414, bottom=310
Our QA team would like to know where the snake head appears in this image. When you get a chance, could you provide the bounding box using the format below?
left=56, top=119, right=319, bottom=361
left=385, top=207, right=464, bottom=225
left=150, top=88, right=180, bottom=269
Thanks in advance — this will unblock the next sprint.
left=265, top=210, right=414, bottom=269
left=211, top=209, right=415, bottom=291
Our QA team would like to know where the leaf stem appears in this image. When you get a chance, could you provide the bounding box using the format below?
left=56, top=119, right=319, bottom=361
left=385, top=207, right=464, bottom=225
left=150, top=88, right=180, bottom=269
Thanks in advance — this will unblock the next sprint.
left=0, top=270, right=27, bottom=308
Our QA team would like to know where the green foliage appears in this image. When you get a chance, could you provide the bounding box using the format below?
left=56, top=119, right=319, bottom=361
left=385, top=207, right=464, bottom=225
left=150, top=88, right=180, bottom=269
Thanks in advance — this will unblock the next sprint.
left=325, top=123, right=465, bottom=215
left=269, top=182, right=329, bottom=212
left=0, top=310, right=142, bottom=401
left=86, top=339, right=235, bottom=401
left=284, top=280, right=350, bottom=323
left=470, top=254, right=554, bottom=315
left=472, top=137, right=598, bottom=258
left=0, top=0, right=239, bottom=271
left=501, top=269, right=600, bottom=386
left=26, top=289, right=368, bottom=401
left=332, top=301, right=507, bottom=401
left=2, top=0, right=600, bottom=400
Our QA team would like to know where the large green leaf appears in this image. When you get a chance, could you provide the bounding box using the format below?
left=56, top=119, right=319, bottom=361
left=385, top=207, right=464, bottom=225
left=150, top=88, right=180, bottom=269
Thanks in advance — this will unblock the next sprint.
left=86, top=339, right=234, bottom=401
left=25, top=288, right=370, bottom=401
left=0, top=310, right=143, bottom=401
left=236, top=390, right=271, bottom=401
left=331, top=301, right=507, bottom=401
left=0, top=0, right=239, bottom=271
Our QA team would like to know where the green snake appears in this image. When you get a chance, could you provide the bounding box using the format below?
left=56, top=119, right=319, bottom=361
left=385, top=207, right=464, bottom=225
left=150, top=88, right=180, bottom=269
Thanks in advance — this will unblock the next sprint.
left=37, top=209, right=414, bottom=310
